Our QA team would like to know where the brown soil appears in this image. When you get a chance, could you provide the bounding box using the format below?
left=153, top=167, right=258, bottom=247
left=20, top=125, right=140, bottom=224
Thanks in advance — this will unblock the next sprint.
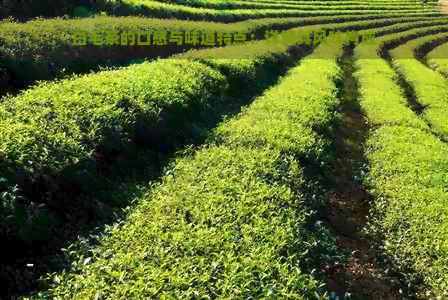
left=320, top=109, right=401, bottom=300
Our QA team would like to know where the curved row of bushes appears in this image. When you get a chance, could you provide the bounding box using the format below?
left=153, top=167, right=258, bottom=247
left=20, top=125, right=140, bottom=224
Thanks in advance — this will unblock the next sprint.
left=104, top=2, right=431, bottom=21
left=390, top=32, right=448, bottom=136
left=0, top=59, right=227, bottom=242
left=129, top=0, right=425, bottom=11
left=1, top=13, right=443, bottom=96
left=354, top=24, right=448, bottom=299
left=251, top=0, right=432, bottom=5
left=174, top=18, right=448, bottom=59
left=425, top=41, right=448, bottom=74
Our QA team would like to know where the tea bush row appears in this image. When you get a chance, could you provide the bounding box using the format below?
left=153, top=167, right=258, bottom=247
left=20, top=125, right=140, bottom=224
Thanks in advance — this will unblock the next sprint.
left=128, top=0, right=424, bottom=11
left=107, top=0, right=429, bottom=21
left=390, top=31, right=448, bottom=137
left=425, top=41, right=448, bottom=75
left=354, top=23, right=448, bottom=299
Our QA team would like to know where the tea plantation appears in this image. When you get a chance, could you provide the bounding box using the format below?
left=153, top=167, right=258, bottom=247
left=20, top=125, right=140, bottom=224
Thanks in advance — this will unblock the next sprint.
left=1, top=0, right=448, bottom=299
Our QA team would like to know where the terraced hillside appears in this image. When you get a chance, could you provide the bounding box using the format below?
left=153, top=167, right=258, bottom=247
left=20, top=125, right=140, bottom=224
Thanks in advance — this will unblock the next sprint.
left=1, top=0, right=448, bottom=299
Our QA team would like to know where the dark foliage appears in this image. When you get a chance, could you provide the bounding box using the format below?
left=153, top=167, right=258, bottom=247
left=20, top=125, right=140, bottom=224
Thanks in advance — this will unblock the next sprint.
left=0, top=0, right=113, bottom=21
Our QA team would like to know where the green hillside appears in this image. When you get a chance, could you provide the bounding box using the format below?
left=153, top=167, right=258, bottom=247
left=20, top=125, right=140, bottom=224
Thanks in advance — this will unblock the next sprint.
left=1, top=0, right=448, bottom=299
